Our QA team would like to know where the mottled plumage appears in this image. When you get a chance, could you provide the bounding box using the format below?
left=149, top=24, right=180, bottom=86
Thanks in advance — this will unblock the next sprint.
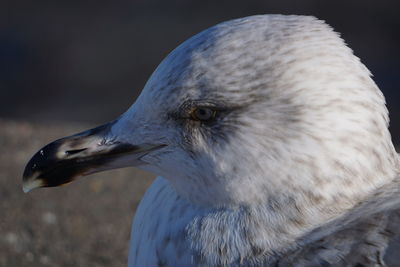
left=23, top=14, right=400, bottom=266
left=125, top=15, right=400, bottom=266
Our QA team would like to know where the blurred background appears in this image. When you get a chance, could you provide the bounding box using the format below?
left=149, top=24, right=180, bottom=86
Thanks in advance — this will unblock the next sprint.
left=1, top=1, right=399, bottom=266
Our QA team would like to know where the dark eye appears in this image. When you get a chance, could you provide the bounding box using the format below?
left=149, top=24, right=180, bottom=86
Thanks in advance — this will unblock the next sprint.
left=191, top=107, right=216, bottom=121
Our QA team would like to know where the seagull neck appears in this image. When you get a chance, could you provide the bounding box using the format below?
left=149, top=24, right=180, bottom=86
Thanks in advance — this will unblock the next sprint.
left=185, top=192, right=344, bottom=265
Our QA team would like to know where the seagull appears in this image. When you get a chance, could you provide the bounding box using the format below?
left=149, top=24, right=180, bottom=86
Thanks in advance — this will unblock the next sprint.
left=23, top=14, right=400, bottom=266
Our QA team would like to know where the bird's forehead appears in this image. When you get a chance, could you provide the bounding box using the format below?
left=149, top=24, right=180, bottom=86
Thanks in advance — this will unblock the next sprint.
left=140, top=15, right=341, bottom=108
left=141, top=16, right=290, bottom=104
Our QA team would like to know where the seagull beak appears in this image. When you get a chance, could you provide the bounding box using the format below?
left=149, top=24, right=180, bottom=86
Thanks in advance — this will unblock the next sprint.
left=22, top=120, right=165, bottom=193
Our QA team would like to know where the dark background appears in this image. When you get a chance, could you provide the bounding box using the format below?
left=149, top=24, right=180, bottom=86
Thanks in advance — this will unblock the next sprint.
left=1, top=1, right=399, bottom=266
left=1, top=0, right=399, bottom=143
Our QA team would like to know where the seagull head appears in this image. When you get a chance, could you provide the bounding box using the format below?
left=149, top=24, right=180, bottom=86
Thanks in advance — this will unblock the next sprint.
left=23, top=15, right=398, bottom=208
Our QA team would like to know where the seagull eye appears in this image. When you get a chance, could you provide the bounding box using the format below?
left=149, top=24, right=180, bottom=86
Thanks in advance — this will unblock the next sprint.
left=191, top=107, right=216, bottom=121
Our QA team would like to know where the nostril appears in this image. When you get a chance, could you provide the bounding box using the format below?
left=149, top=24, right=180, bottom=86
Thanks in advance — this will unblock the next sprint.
left=65, top=148, right=87, bottom=156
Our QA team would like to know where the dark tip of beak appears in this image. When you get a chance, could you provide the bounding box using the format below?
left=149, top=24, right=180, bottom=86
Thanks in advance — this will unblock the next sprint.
left=22, top=139, right=83, bottom=192
left=23, top=140, right=63, bottom=180
left=22, top=121, right=118, bottom=192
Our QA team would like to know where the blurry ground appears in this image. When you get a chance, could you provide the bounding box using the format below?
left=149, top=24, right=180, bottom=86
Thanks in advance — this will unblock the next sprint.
left=0, top=118, right=154, bottom=266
